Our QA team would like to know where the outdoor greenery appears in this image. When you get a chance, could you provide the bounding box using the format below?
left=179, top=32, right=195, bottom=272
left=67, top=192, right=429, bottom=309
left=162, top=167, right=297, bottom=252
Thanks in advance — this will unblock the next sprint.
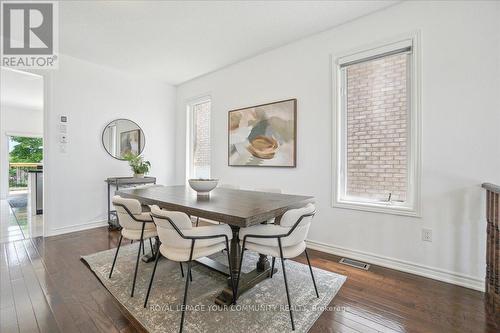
left=9, top=137, right=43, bottom=189
left=124, top=153, right=151, bottom=175
left=9, top=137, right=43, bottom=163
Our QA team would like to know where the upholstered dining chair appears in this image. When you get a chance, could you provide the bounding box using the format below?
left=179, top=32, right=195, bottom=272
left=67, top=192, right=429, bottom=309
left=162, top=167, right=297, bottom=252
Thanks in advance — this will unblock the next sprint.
left=235, top=203, right=318, bottom=331
left=110, top=195, right=158, bottom=297
left=144, top=205, right=236, bottom=333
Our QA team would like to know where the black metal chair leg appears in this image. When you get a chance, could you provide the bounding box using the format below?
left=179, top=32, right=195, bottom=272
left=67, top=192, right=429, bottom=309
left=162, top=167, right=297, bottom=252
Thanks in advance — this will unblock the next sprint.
left=233, top=240, right=246, bottom=304
left=109, top=235, right=123, bottom=278
left=180, top=241, right=195, bottom=333
left=195, top=217, right=199, bottom=227
left=141, top=239, right=145, bottom=255
left=270, top=257, right=276, bottom=278
left=278, top=239, right=295, bottom=331
left=179, top=262, right=185, bottom=277
left=130, top=240, right=133, bottom=244
left=179, top=261, right=192, bottom=333
left=189, top=269, right=193, bottom=282
left=149, top=238, right=153, bottom=253
left=131, top=233, right=144, bottom=297
left=304, top=249, right=319, bottom=298
left=143, top=251, right=161, bottom=308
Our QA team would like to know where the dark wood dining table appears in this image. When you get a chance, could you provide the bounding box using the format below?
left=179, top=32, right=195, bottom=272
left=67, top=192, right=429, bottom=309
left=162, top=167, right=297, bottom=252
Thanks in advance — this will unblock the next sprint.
left=117, top=185, right=314, bottom=305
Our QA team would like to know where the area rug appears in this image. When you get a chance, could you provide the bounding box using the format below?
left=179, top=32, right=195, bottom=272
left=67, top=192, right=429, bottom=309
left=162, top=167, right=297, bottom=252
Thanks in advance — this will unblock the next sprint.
left=82, top=243, right=346, bottom=333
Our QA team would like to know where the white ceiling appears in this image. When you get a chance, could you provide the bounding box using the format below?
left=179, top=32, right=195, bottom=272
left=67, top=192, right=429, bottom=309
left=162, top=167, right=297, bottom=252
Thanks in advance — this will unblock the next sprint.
left=0, top=68, right=44, bottom=111
left=60, top=1, right=398, bottom=85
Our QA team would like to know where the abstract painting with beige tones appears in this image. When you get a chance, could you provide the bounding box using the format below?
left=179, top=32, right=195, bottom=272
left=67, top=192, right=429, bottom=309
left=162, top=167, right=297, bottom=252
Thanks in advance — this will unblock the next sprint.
left=228, top=99, right=296, bottom=167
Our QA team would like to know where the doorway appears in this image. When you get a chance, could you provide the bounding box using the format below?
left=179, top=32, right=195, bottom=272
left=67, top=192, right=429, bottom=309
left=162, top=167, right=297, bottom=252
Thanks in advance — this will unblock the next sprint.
left=0, top=68, right=45, bottom=241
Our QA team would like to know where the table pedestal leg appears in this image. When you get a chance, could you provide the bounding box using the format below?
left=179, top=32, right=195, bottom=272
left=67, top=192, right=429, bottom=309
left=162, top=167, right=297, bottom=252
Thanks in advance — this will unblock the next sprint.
left=229, top=226, right=241, bottom=278
left=215, top=227, right=277, bottom=306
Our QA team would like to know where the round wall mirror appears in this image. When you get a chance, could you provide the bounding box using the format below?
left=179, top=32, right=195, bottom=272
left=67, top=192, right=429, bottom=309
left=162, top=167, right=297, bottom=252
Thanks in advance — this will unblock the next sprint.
left=102, top=119, right=146, bottom=160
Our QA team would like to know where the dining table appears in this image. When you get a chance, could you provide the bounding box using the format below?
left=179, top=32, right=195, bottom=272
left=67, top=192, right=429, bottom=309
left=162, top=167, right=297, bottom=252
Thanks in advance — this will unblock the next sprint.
left=117, top=185, right=314, bottom=305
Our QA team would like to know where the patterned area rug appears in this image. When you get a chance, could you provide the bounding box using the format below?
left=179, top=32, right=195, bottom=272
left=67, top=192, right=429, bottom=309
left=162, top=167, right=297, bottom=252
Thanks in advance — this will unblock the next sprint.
left=82, top=243, right=346, bottom=333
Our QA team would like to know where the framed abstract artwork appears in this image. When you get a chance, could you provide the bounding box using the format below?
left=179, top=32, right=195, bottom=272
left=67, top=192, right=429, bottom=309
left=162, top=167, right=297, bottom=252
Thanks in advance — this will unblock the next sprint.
left=228, top=99, right=297, bottom=167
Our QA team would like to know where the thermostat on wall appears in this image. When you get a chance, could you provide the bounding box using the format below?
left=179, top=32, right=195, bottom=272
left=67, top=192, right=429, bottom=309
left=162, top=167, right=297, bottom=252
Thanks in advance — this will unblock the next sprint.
left=60, top=115, right=68, bottom=123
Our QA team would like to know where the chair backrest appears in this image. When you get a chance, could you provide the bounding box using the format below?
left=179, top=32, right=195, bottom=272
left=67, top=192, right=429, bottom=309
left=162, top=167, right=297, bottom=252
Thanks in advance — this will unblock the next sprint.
left=280, top=203, right=315, bottom=246
left=112, top=195, right=144, bottom=230
left=219, top=184, right=240, bottom=190
left=151, top=205, right=193, bottom=249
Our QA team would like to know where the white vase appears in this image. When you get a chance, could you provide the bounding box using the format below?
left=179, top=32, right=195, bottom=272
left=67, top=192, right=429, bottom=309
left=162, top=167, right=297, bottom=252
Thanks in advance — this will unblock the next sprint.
left=134, top=173, right=145, bottom=178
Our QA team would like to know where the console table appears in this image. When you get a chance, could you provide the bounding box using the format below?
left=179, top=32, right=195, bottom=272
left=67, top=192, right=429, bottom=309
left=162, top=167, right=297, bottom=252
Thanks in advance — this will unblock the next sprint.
left=105, top=177, right=156, bottom=230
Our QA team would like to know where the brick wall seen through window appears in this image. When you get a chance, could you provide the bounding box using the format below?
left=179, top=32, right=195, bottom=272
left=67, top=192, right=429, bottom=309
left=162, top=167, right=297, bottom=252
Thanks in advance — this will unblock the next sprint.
left=192, top=100, right=211, bottom=179
left=345, top=53, right=409, bottom=202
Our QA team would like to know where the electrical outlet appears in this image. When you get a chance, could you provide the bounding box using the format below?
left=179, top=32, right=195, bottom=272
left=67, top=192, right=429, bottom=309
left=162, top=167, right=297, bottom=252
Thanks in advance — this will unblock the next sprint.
left=422, top=228, right=432, bottom=242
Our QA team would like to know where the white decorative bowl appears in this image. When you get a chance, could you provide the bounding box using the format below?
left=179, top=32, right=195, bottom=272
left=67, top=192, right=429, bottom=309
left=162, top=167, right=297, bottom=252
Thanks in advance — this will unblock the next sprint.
left=188, top=179, right=219, bottom=196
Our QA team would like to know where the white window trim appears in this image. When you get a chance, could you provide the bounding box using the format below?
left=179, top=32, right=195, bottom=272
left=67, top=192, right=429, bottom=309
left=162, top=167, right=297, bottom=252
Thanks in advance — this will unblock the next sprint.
left=331, top=31, right=422, bottom=217
left=186, top=95, right=211, bottom=181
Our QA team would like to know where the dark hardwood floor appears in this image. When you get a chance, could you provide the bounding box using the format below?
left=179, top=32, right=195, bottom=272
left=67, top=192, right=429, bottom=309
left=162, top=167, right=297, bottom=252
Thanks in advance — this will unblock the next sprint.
left=0, top=226, right=497, bottom=333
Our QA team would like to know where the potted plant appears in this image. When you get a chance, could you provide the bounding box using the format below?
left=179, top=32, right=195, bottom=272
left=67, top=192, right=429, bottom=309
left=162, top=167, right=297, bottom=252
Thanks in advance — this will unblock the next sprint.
left=123, top=153, right=151, bottom=178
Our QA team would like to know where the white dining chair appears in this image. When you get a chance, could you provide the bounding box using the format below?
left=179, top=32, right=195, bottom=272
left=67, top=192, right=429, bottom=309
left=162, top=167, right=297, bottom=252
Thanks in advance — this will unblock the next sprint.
left=235, top=203, right=318, bottom=331
left=110, top=195, right=158, bottom=297
left=144, top=205, right=236, bottom=333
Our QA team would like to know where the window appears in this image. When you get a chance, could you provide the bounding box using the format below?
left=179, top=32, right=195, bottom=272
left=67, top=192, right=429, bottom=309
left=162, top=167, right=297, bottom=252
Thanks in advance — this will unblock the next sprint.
left=187, top=98, right=211, bottom=179
left=333, top=35, right=421, bottom=216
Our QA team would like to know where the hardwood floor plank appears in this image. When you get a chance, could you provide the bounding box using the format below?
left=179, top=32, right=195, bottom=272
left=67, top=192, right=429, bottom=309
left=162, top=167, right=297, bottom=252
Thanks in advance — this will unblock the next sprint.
left=0, top=306, right=19, bottom=333
left=7, top=245, right=40, bottom=333
left=13, top=240, right=61, bottom=333
left=0, top=261, right=15, bottom=310
left=11, top=272, right=39, bottom=333
left=336, top=309, right=401, bottom=333
left=22, top=239, right=88, bottom=333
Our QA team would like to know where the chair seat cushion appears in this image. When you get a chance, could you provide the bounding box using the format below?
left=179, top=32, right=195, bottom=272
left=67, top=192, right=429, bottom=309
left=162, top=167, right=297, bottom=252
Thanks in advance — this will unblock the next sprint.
left=238, top=224, right=292, bottom=247
left=244, top=241, right=306, bottom=259
left=120, top=212, right=154, bottom=230
left=122, top=223, right=157, bottom=240
left=159, top=243, right=226, bottom=262
left=162, top=224, right=232, bottom=249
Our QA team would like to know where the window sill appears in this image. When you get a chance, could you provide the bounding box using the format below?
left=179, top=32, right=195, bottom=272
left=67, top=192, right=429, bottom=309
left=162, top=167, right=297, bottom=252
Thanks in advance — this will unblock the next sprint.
left=333, top=199, right=421, bottom=218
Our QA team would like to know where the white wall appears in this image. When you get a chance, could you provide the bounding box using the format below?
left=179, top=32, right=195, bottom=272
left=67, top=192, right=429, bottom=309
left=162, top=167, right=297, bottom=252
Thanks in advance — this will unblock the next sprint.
left=43, top=54, right=176, bottom=236
left=175, top=1, right=500, bottom=289
left=0, top=105, right=44, bottom=199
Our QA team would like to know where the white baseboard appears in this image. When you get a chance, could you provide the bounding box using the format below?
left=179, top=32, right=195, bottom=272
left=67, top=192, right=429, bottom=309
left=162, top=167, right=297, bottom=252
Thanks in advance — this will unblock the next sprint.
left=306, top=239, right=485, bottom=292
left=47, top=219, right=108, bottom=237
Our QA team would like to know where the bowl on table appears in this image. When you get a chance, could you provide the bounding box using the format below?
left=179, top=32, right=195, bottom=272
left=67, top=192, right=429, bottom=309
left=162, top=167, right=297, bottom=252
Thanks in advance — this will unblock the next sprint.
left=188, top=179, right=219, bottom=196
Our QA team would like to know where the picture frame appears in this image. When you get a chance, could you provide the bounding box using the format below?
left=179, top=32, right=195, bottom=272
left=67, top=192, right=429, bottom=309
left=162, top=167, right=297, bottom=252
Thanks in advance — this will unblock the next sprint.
left=228, top=98, right=297, bottom=167
left=120, top=129, right=141, bottom=157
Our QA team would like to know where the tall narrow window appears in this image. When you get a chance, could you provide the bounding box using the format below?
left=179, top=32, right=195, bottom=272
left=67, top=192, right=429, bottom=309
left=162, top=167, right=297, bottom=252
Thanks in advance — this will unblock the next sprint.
left=334, top=36, right=420, bottom=216
left=188, top=98, right=211, bottom=179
